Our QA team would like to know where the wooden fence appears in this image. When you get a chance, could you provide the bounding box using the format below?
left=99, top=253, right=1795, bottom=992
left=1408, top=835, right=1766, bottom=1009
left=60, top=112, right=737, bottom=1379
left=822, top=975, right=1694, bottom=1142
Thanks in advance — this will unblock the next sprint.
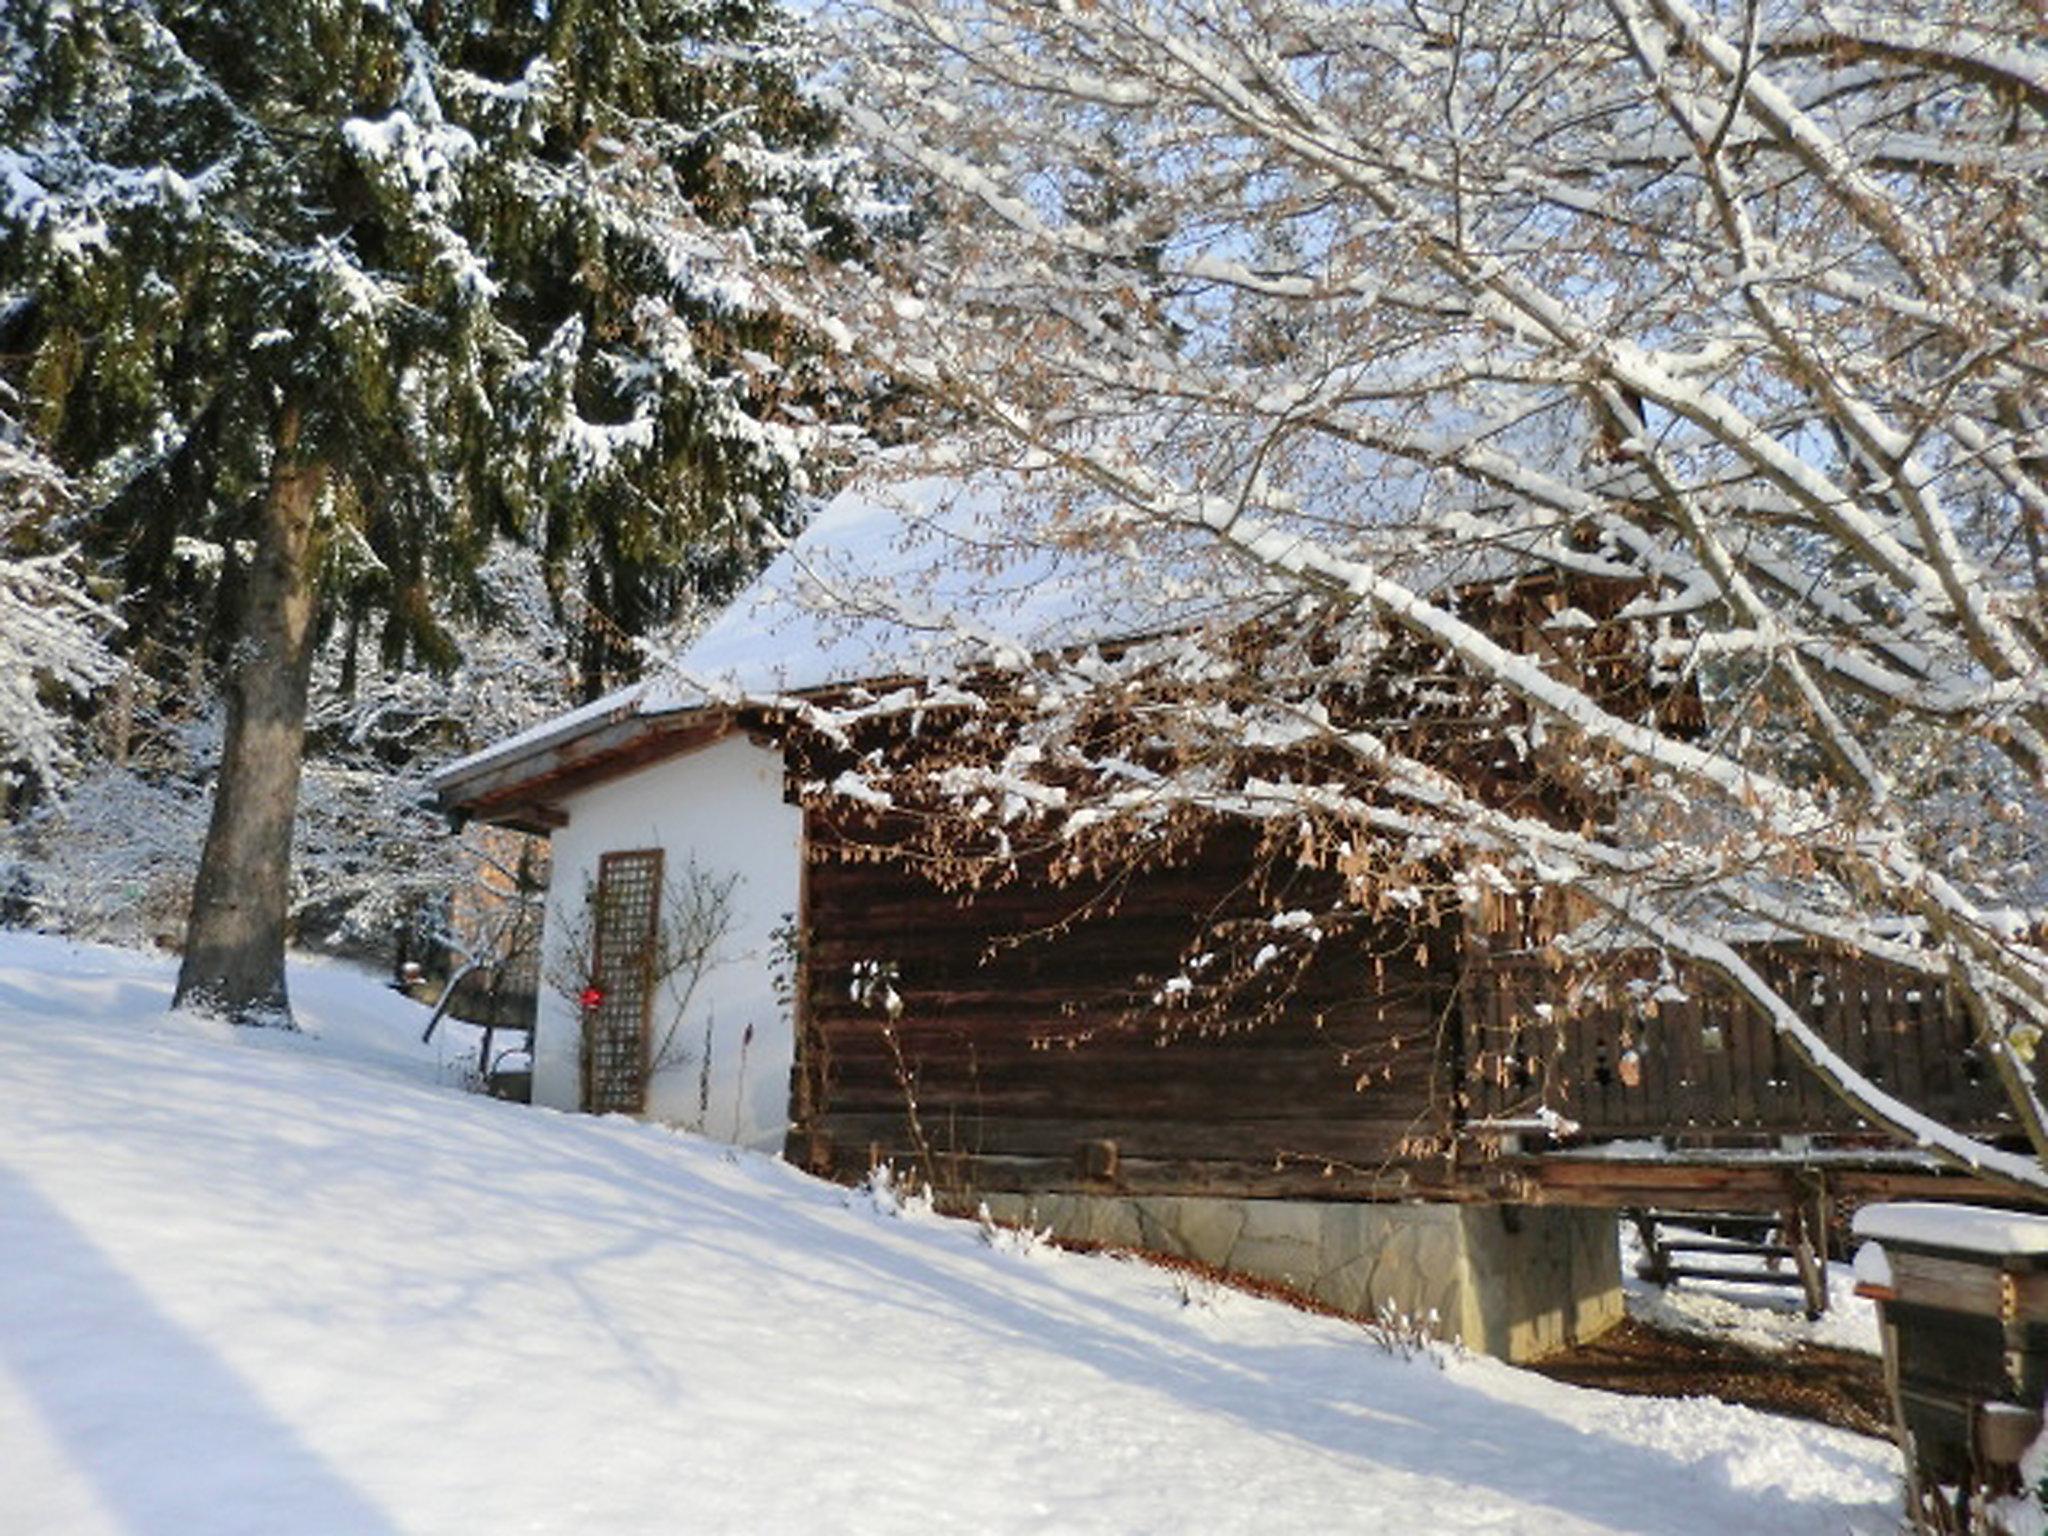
left=1463, top=946, right=2016, bottom=1142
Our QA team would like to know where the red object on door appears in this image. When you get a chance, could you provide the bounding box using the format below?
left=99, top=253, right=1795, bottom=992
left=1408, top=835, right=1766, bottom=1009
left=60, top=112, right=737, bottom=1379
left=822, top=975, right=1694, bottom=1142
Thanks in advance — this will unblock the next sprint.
left=580, top=985, right=605, bottom=1010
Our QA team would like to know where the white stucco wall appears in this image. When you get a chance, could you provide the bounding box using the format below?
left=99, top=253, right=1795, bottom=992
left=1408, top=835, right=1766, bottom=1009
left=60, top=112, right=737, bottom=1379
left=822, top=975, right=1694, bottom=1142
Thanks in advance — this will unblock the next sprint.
left=533, top=733, right=801, bottom=1151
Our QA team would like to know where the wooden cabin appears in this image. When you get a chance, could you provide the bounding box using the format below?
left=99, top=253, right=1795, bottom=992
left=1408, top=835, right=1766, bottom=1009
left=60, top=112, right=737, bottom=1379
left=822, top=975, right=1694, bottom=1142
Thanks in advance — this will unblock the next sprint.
left=435, top=472, right=2046, bottom=1358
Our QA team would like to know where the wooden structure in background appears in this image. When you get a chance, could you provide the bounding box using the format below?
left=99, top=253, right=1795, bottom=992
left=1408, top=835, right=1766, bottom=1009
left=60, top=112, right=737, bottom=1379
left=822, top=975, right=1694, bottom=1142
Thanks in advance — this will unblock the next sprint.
left=433, top=546, right=2043, bottom=1218
left=437, top=825, right=547, bottom=1035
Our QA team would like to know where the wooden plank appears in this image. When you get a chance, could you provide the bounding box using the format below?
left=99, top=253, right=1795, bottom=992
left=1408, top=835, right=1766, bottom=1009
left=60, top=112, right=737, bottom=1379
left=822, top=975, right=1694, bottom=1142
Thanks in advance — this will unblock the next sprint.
left=809, top=1033, right=1443, bottom=1087
left=1728, top=989, right=1759, bottom=1127
left=1570, top=994, right=1602, bottom=1132
left=1913, top=979, right=1956, bottom=1120
left=830, top=1146, right=1445, bottom=1199
left=1635, top=999, right=1666, bottom=1132
left=808, top=1008, right=1442, bottom=1049
left=1877, top=963, right=1946, bottom=1125
left=1660, top=1266, right=1806, bottom=1289
left=811, top=1109, right=1446, bottom=1164
left=1777, top=954, right=1818, bottom=1126
left=1601, top=997, right=1630, bottom=1131
left=798, top=999, right=1441, bottom=1048
left=1753, top=951, right=1798, bottom=1126
left=1702, top=992, right=1734, bottom=1127
left=1469, top=957, right=1504, bottom=1123
left=1502, top=1154, right=2048, bottom=1212
left=903, top=1152, right=1459, bottom=1203
left=457, top=714, right=731, bottom=823
left=1883, top=967, right=1925, bottom=1111
left=1644, top=990, right=1675, bottom=1133
left=1819, top=957, right=1861, bottom=1130
left=1772, top=955, right=1809, bottom=1124
left=1810, top=957, right=1841, bottom=1120
left=1888, top=1251, right=2006, bottom=1318
left=816, top=1073, right=1440, bottom=1124
left=1661, top=1238, right=1796, bottom=1258
left=1848, top=963, right=1878, bottom=1105
left=815, top=1055, right=1440, bottom=1115
left=1469, top=957, right=1499, bottom=1123
left=806, top=999, right=1445, bottom=1043
left=1574, top=991, right=1606, bottom=1131
left=1499, top=959, right=1525, bottom=1121
left=1758, top=987, right=1800, bottom=1130
left=1670, top=993, right=1705, bottom=1131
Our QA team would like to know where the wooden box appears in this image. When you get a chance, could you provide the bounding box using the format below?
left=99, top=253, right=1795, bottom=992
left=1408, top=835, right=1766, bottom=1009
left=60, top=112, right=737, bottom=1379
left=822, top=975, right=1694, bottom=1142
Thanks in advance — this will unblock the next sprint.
left=1853, top=1203, right=2048, bottom=1496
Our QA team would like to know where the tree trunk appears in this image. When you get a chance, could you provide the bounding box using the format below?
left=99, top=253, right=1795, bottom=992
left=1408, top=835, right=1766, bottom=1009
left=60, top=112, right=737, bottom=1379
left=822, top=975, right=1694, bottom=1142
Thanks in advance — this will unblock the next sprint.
left=174, top=410, right=326, bottom=1024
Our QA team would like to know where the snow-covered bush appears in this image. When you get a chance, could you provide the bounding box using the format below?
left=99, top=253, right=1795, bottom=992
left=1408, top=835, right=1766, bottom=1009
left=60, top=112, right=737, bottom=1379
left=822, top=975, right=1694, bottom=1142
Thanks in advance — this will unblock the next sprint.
left=1, top=758, right=203, bottom=948
left=975, top=1202, right=1053, bottom=1259
left=0, top=396, right=119, bottom=794
left=853, top=1163, right=937, bottom=1222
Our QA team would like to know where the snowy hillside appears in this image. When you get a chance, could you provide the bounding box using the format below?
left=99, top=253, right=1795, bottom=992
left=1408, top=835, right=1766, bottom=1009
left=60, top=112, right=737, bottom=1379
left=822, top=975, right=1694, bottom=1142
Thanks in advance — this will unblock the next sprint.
left=0, top=932, right=1901, bottom=1535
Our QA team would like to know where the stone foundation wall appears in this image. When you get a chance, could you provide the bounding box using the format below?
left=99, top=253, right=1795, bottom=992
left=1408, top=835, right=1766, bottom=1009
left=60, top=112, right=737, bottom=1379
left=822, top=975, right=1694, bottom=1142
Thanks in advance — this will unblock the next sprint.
left=975, top=1193, right=1622, bottom=1363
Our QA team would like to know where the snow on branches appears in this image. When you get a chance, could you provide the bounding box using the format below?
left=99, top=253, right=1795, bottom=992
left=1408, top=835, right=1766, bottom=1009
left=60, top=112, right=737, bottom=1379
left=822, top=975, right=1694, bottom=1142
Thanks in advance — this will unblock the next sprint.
left=780, top=0, right=2048, bottom=1185
left=0, top=406, right=119, bottom=793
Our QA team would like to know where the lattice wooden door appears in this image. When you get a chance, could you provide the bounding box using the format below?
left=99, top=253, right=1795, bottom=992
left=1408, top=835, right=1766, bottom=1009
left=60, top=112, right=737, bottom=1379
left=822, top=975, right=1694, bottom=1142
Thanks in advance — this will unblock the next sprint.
left=582, top=848, right=664, bottom=1114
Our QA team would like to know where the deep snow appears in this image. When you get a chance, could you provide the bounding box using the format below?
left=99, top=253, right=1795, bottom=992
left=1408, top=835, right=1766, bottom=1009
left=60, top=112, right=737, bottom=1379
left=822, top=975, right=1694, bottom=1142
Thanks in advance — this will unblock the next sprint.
left=0, top=931, right=1901, bottom=1534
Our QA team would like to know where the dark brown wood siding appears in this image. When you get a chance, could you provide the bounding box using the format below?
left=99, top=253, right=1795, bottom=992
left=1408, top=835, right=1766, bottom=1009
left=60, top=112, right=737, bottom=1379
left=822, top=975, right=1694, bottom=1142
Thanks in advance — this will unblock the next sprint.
left=1463, top=946, right=2018, bottom=1142
left=788, top=817, right=1463, bottom=1199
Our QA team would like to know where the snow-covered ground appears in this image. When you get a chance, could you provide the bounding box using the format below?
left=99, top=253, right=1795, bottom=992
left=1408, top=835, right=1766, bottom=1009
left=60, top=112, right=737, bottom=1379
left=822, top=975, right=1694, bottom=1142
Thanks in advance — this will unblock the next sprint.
left=0, top=931, right=1902, bottom=1534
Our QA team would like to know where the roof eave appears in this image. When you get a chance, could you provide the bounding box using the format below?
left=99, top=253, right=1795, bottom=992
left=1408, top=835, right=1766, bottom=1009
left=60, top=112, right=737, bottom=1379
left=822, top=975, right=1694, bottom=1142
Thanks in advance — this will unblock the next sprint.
left=434, top=701, right=730, bottom=832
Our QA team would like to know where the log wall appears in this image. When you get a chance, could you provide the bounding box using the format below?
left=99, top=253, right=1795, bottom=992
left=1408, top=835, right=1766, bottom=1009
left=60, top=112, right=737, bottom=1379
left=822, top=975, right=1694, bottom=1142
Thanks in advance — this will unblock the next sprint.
left=788, top=818, right=2029, bottom=1206
left=787, top=818, right=1464, bottom=1199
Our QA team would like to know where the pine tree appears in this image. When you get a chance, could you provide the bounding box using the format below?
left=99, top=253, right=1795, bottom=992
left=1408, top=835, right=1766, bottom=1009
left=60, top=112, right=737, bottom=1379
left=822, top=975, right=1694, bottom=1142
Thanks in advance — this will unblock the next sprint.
left=1, top=0, right=891, bottom=1021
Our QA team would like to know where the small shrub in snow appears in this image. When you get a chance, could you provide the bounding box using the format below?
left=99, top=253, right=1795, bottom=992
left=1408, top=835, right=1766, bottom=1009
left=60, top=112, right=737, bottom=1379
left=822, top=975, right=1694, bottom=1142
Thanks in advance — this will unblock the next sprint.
left=975, top=1203, right=1051, bottom=1258
left=1170, top=1270, right=1229, bottom=1312
left=1361, top=1300, right=1448, bottom=1367
left=853, top=1164, right=934, bottom=1223
left=3, top=760, right=205, bottom=948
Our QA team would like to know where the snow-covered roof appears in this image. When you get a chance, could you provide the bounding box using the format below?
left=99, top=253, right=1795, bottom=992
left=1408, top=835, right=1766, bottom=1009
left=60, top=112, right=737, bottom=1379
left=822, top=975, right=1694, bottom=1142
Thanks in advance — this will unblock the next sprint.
left=436, top=468, right=1239, bottom=794
left=432, top=679, right=647, bottom=788
left=1852, top=1201, right=2048, bottom=1259
left=644, top=471, right=1233, bottom=705
left=435, top=461, right=1560, bottom=802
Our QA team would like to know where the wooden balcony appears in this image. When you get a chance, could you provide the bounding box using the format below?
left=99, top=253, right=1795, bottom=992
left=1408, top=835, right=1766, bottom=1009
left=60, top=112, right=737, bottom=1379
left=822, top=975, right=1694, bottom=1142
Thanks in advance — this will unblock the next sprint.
left=1463, top=946, right=2020, bottom=1146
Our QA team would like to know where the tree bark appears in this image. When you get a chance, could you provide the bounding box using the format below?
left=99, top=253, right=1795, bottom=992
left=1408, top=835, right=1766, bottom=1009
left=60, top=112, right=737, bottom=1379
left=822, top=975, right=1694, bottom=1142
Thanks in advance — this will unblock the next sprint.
left=174, top=408, right=326, bottom=1024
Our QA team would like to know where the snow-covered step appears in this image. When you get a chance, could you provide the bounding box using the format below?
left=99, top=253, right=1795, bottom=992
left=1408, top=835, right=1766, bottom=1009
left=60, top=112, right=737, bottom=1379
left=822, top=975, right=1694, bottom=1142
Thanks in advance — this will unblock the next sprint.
left=1632, top=1207, right=1828, bottom=1319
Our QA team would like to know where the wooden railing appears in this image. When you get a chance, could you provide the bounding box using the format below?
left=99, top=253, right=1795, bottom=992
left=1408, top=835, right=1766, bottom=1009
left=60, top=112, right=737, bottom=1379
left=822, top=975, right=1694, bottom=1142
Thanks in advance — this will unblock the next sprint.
left=1463, top=946, right=2018, bottom=1142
